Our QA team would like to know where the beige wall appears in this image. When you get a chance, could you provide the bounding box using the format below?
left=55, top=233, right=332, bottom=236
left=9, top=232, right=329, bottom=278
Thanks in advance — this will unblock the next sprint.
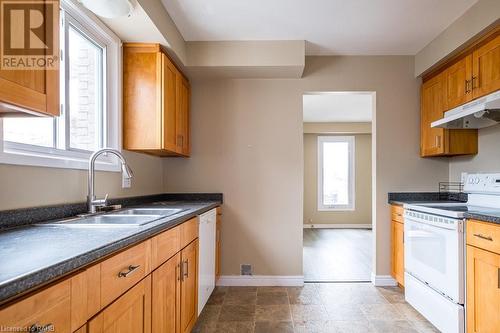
left=415, top=0, right=500, bottom=76
left=449, top=124, right=500, bottom=181
left=303, top=122, right=371, bottom=134
left=304, top=133, right=372, bottom=226
left=163, top=56, right=450, bottom=277
left=0, top=151, right=164, bottom=210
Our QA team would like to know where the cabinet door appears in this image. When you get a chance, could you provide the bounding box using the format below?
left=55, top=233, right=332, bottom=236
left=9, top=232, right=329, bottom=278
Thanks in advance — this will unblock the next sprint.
left=0, top=0, right=59, bottom=116
left=421, top=73, right=446, bottom=156
left=152, top=253, right=181, bottom=333
left=88, top=276, right=151, bottom=333
left=466, top=245, right=500, bottom=333
left=162, top=54, right=178, bottom=152
left=444, top=55, right=473, bottom=110
left=180, top=240, right=198, bottom=333
left=391, top=220, right=404, bottom=286
left=472, top=35, right=500, bottom=99
left=176, top=75, right=190, bottom=156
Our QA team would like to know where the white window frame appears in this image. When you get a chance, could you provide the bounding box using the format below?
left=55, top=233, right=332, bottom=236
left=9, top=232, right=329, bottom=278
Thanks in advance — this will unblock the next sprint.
left=317, top=135, right=355, bottom=211
left=0, top=0, right=122, bottom=172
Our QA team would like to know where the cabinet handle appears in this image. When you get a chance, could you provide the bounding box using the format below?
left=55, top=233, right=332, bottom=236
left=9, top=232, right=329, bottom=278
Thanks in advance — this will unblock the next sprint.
left=471, top=76, right=477, bottom=89
left=498, top=268, right=500, bottom=289
left=473, top=233, right=493, bottom=241
left=435, top=136, right=441, bottom=148
left=183, top=260, right=189, bottom=279
left=177, top=263, right=181, bottom=281
left=118, top=264, right=141, bottom=278
left=465, top=79, right=470, bottom=93
left=29, top=324, right=54, bottom=332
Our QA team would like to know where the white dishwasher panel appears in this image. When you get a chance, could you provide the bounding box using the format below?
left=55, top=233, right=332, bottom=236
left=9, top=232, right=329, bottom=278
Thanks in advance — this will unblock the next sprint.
left=198, top=208, right=217, bottom=314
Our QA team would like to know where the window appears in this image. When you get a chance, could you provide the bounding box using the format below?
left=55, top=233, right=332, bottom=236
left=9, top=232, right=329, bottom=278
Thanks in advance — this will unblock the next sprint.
left=317, top=136, right=355, bottom=211
left=0, top=0, right=121, bottom=171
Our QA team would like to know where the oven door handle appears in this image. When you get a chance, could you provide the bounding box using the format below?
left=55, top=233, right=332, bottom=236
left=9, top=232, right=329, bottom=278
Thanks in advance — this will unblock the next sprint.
left=405, top=217, right=462, bottom=232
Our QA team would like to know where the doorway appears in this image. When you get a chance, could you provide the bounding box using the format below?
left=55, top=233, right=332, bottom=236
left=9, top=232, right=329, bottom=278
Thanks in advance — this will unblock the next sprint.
left=302, top=92, right=374, bottom=282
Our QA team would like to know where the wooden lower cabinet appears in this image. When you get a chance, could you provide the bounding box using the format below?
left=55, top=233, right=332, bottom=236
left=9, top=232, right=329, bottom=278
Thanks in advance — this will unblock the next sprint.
left=180, top=240, right=198, bottom=333
left=466, top=245, right=500, bottom=333
left=391, top=208, right=404, bottom=286
left=152, top=253, right=181, bottom=333
left=88, top=276, right=152, bottom=333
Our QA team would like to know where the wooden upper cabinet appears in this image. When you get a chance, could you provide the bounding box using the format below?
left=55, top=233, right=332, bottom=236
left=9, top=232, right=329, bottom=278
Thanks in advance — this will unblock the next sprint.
left=443, top=55, right=473, bottom=110
left=123, top=43, right=190, bottom=157
left=0, top=0, right=60, bottom=117
left=421, top=71, right=478, bottom=157
left=472, top=34, right=500, bottom=99
left=176, top=75, right=190, bottom=156
left=421, top=73, right=446, bottom=156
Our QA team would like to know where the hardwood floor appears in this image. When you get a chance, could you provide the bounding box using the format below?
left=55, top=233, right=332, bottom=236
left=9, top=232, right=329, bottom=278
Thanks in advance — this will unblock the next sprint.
left=303, top=228, right=372, bottom=282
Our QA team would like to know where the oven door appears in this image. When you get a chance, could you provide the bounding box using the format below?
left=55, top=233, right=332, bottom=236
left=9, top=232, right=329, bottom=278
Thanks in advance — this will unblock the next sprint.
left=404, top=213, right=464, bottom=304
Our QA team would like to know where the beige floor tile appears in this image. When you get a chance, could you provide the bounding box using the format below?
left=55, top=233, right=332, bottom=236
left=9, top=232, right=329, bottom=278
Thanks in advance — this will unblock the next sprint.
left=410, top=320, right=441, bottom=333
left=257, top=286, right=289, bottom=294
left=291, top=304, right=329, bottom=322
left=218, top=305, right=256, bottom=322
left=293, top=320, right=334, bottom=333
left=330, top=320, right=376, bottom=333
left=360, top=303, right=406, bottom=321
left=378, top=286, right=406, bottom=304
left=255, top=305, right=292, bottom=321
left=254, top=321, right=294, bottom=333
left=214, top=321, right=254, bottom=333
left=393, top=303, right=428, bottom=322
left=323, top=303, right=367, bottom=321
left=369, top=319, right=419, bottom=333
left=224, top=291, right=257, bottom=305
left=257, top=292, right=290, bottom=305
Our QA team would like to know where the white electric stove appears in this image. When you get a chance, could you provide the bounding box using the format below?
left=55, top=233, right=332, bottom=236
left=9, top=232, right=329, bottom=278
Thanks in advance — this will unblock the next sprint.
left=403, top=173, right=500, bottom=333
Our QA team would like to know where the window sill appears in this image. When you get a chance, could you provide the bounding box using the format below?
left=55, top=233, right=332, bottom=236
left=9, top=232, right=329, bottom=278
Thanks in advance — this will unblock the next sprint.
left=317, top=207, right=356, bottom=212
left=0, top=143, right=121, bottom=172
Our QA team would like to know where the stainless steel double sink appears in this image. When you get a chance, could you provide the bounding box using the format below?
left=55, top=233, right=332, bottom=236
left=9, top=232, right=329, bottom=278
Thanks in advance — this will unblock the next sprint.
left=42, top=208, right=186, bottom=228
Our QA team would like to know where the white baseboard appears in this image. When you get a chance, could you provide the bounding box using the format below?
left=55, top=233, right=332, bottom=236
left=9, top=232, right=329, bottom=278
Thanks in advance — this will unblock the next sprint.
left=216, top=275, right=304, bottom=287
left=303, top=224, right=372, bottom=229
left=371, top=273, right=398, bottom=287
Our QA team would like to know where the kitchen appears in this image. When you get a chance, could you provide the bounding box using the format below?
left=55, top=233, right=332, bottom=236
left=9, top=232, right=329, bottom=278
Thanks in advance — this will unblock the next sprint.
left=0, top=0, right=499, bottom=332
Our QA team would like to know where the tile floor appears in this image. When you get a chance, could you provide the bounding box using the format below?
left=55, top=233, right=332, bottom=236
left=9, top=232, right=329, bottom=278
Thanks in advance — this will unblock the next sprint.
left=192, top=283, right=439, bottom=333
left=303, top=229, right=372, bottom=282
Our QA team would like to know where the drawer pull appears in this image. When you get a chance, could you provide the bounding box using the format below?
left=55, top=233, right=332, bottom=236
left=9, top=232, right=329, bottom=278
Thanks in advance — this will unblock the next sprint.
left=29, top=323, right=54, bottom=332
left=118, top=264, right=141, bottom=278
left=473, top=233, right=493, bottom=241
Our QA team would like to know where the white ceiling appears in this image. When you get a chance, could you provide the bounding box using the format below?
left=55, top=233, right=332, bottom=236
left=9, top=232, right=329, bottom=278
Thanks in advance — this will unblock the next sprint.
left=161, top=0, right=478, bottom=55
left=303, top=93, right=373, bottom=123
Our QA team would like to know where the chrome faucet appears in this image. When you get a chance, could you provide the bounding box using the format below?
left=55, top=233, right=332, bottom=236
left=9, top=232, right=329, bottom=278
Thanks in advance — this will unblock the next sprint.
left=87, top=148, right=133, bottom=214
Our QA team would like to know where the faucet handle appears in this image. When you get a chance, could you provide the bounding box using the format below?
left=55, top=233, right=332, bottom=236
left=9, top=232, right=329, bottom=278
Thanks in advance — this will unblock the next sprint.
left=103, top=193, right=109, bottom=205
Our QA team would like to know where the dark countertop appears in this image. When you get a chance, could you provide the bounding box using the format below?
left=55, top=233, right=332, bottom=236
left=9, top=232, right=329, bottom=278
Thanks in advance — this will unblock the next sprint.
left=0, top=198, right=221, bottom=305
left=388, top=192, right=500, bottom=225
left=388, top=192, right=467, bottom=206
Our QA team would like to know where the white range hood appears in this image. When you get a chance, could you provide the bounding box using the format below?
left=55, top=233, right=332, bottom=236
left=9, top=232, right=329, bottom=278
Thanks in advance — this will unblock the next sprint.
left=431, top=90, right=500, bottom=129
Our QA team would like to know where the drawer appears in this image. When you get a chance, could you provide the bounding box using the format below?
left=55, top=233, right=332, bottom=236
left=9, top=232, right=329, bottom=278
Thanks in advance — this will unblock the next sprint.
left=151, top=225, right=181, bottom=269
left=100, top=240, right=151, bottom=307
left=467, top=219, right=500, bottom=254
left=0, top=279, right=71, bottom=333
left=180, top=217, right=199, bottom=248
left=391, top=205, right=404, bottom=223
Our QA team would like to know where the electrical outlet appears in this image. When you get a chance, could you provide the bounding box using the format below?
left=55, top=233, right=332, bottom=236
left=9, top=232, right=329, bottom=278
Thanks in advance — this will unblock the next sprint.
left=122, top=176, right=131, bottom=188
left=240, top=264, right=252, bottom=276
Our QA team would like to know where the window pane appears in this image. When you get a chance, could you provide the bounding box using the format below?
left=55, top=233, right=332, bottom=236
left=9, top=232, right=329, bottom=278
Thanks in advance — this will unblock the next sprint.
left=3, top=118, right=54, bottom=148
left=68, top=25, right=103, bottom=151
left=323, top=141, right=349, bottom=206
